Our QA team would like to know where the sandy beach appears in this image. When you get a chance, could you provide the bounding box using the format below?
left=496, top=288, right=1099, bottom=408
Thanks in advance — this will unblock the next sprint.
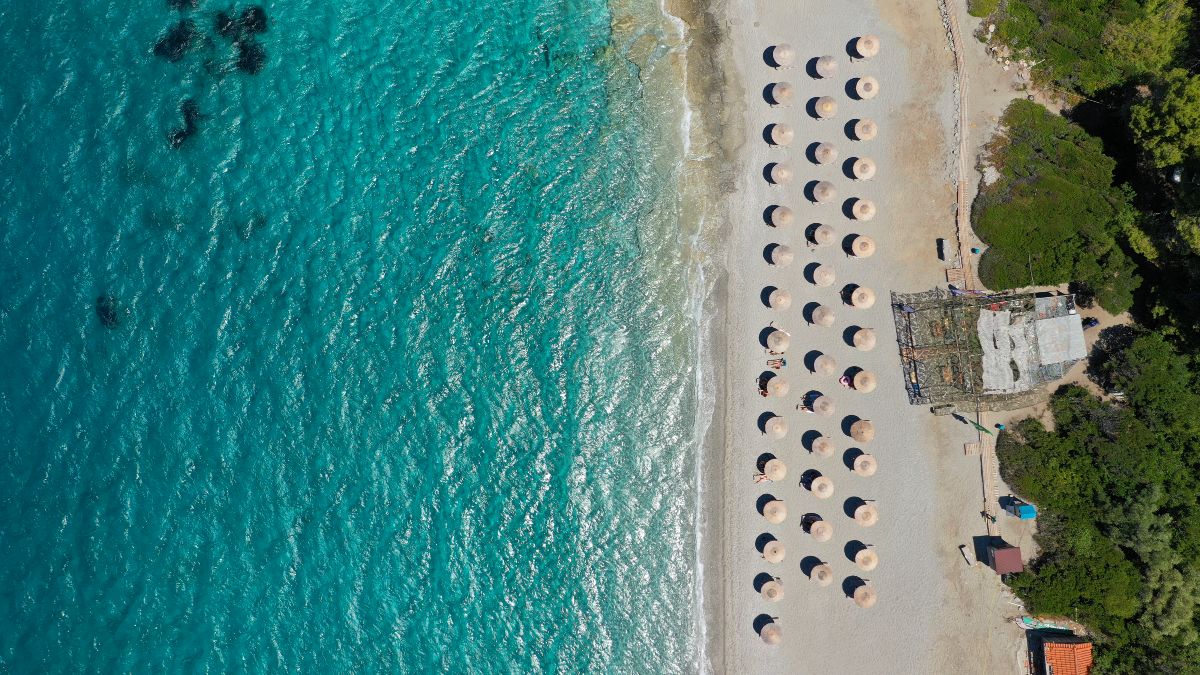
left=708, top=0, right=1030, bottom=671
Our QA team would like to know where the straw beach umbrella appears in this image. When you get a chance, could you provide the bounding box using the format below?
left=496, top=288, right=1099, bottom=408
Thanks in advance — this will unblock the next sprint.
left=765, top=415, right=788, bottom=439
left=814, top=142, right=839, bottom=165
left=851, top=157, right=877, bottom=180
left=850, top=235, right=877, bottom=258
left=763, top=458, right=788, bottom=482
left=812, top=395, right=835, bottom=417
left=810, top=475, right=835, bottom=499
left=853, top=118, right=878, bottom=141
left=760, top=579, right=785, bottom=602
left=809, top=519, right=833, bottom=542
left=769, top=123, right=795, bottom=146
left=853, top=453, right=878, bottom=476
left=770, top=244, right=795, bottom=267
left=853, top=327, right=877, bottom=350
left=763, top=499, right=788, bottom=524
left=854, top=503, right=880, bottom=527
left=769, top=205, right=794, bottom=227
left=815, top=55, right=838, bottom=78
left=851, top=287, right=877, bottom=309
left=813, top=436, right=836, bottom=458
left=768, top=82, right=795, bottom=105
left=810, top=563, right=835, bottom=586
left=812, top=305, right=836, bottom=327
left=769, top=163, right=794, bottom=185
left=855, top=548, right=879, bottom=572
left=770, top=43, right=796, bottom=68
left=855, top=35, right=881, bottom=59
left=763, top=540, right=786, bottom=563
left=853, top=584, right=878, bottom=608
left=813, top=96, right=838, bottom=119
left=813, top=353, right=838, bottom=376
left=768, top=288, right=792, bottom=310
left=760, top=622, right=783, bottom=645
left=812, top=264, right=836, bottom=287
left=850, top=419, right=875, bottom=442
left=855, top=76, right=880, bottom=100
left=766, top=329, right=790, bottom=352
left=851, top=199, right=877, bottom=221
left=766, top=376, right=790, bottom=397
left=852, top=370, right=878, bottom=392
left=811, top=224, right=836, bottom=247
left=812, top=181, right=838, bottom=203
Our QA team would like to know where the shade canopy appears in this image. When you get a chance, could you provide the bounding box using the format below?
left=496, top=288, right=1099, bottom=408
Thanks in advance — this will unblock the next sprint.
left=814, top=353, right=838, bottom=376
left=851, top=235, right=877, bottom=258
left=812, top=395, right=835, bottom=417
left=766, top=376, right=790, bottom=397
left=853, top=370, right=878, bottom=392
left=812, top=181, right=837, bottom=203
left=771, top=43, right=796, bottom=67
left=851, top=287, right=877, bottom=308
left=763, top=499, right=788, bottom=524
left=769, top=82, right=795, bottom=104
left=853, top=327, right=877, bottom=350
left=854, top=503, right=880, bottom=527
left=851, top=199, right=877, bottom=221
left=851, top=157, right=877, bottom=180
left=763, top=458, right=788, bottom=482
left=855, top=34, right=881, bottom=58
left=765, top=415, right=788, bottom=439
left=850, top=419, right=875, bottom=442
left=855, top=548, right=879, bottom=571
left=770, top=123, right=795, bottom=146
left=853, top=453, right=878, bottom=476
left=810, top=475, right=835, bottom=499
left=811, top=563, right=835, bottom=586
left=770, top=244, right=795, bottom=267
left=855, top=76, right=880, bottom=100
left=853, top=584, right=878, bottom=608
left=760, top=579, right=785, bottom=602
left=760, top=623, right=783, bottom=645
left=812, top=264, right=836, bottom=287
left=812, top=224, right=836, bottom=246
left=853, top=118, right=878, bottom=141
left=768, top=288, right=792, bottom=310
left=766, top=328, right=790, bottom=352
left=813, top=436, right=836, bottom=458
left=814, top=142, right=839, bottom=165
left=769, top=205, right=794, bottom=227
left=763, top=540, right=786, bottom=563
left=769, top=163, right=794, bottom=185
left=809, top=519, right=833, bottom=542
left=814, top=96, right=838, bottom=119
left=812, top=305, right=836, bottom=327
left=815, top=55, right=838, bottom=78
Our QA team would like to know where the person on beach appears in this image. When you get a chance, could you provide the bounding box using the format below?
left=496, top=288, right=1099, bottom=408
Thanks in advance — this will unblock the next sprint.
left=839, top=374, right=851, bottom=388
left=768, top=358, right=786, bottom=369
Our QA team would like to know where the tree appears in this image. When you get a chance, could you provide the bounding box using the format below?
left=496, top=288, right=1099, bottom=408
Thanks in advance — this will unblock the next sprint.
left=1130, top=68, right=1200, bottom=169
left=1102, top=0, right=1192, bottom=80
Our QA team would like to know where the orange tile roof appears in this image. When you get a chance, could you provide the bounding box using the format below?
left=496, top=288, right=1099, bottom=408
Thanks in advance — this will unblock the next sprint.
left=1043, top=639, right=1093, bottom=675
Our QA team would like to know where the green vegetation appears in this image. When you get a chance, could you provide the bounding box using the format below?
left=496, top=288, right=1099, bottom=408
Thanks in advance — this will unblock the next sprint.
left=968, top=0, right=1000, bottom=17
left=1130, top=68, right=1200, bottom=169
left=973, top=101, right=1140, bottom=312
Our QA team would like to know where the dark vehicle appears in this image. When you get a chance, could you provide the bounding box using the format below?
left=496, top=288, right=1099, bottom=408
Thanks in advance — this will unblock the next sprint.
left=1082, top=317, right=1100, bottom=329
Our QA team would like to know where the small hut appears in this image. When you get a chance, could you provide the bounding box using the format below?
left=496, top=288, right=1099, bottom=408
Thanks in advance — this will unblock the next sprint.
left=763, top=458, right=788, bottom=482
left=770, top=43, right=796, bottom=68
left=760, top=579, right=785, bottom=602
left=766, top=328, right=790, bottom=352
left=855, top=35, right=881, bottom=59
left=851, top=199, right=877, bottom=221
left=853, top=584, right=878, bottom=608
left=814, top=55, right=838, bottom=78
left=813, top=436, right=836, bottom=458
left=812, top=181, right=838, bottom=203
left=854, top=503, right=880, bottom=527
left=852, top=118, right=878, bottom=141
left=851, top=287, right=876, bottom=309
left=770, top=244, right=795, bottom=267
left=850, top=235, right=877, bottom=258
left=763, top=540, right=786, bottom=563
left=765, top=415, right=788, bottom=439
left=855, top=548, right=879, bottom=572
left=814, top=142, right=839, bottom=165
left=810, top=475, right=835, bottom=499
left=812, top=305, right=836, bottom=327
left=850, top=419, right=875, bottom=442
left=810, top=563, right=835, bottom=586
left=854, top=76, right=880, bottom=100
left=853, top=453, right=878, bottom=477
left=768, top=288, right=792, bottom=310
left=852, top=327, right=876, bottom=350
left=769, top=205, right=794, bottom=227
left=769, top=82, right=795, bottom=105
left=852, top=370, right=878, bottom=393
left=762, top=499, right=788, bottom=524
left=812, top=264, right=836, bottom=287
left=769, top=163, right=794, bottom=185
left=769, top=123, right=795, bottom=146
left=813, top=96, right=838, bottom=119
left=851, top=157, right=877, bottom=180
left=811, top=224, right=836, bottom=247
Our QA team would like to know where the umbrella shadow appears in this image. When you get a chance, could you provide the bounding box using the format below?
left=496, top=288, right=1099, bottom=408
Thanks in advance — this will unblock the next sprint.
left=841, top=414, right=862, bottom=436
left=758, top=370, right=780, bottom=393
left=763, top=47, right=785, bottom=68
left=763, top=84, right=786, bottom=105
left=801, top=429, right=823, bottom=453
left=844, top=119, right=862, bottom=140
left=843, top=496, right=868, bottom=518
left=763, top=242, right=784, bottom=265
left=844, top=540, right=869, bottom=562
left=757, top=411, right=781, bottom=433
left=804, top=222, right=828, bottom=245
left=844, top=38, right=860, bottom=58
left=800, top=469, right=823, bottom=491
left=803, top=350, right=824, bottom=372
left=842, top=325, right=863, bottom=347
left=804, top=57, right=821, bottom=79
left=841, top=158, right=860, bottom=180
left=758, top=325, right=780, bottom=348
left=756, top=493, right=780, bottom=514
left=763, top=162, right=783, bottom=184
left=799, top=555, right=824, bottom=576
left=840, top=235, right=859, bottom=256
left=845, top=77, right=866, bottom=100
left=803, top=262, right=822, bottom=284
left=841, top=198, right=860, bottom=219
left=805, top=97, right=826, bottom=120
left=842, top=575, right=868, bottom=598
left=801, top=512, right=823, bottom=531
left=763, top=123, right=788, bottom=147
left=840, top=284, right=860, bottom=305
left=757, top=452, right=777, bottom=472
left=805, top=142, right=822, bottom=164
left=753, top=572, right=777, bottom=592
left=802, top=302, right=822, bottom=325
left=755, top=532, right=778, bottom=554
left=753, top=614, right=777, bottom=634
left=763, top=204, right=784, bottom=226
left=760, top=286, right=779, bottom=308
left=842, top=447, right=865, bottom=471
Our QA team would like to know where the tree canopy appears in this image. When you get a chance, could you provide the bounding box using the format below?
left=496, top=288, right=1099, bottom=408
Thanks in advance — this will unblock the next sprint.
left=1130, top=68, right=1200, bottom=169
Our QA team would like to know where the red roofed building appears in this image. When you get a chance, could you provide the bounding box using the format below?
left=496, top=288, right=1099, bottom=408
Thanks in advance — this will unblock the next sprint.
left=987, top=543, right=1024, bottom=574
left=1041, top=635, right=1093, bottom=675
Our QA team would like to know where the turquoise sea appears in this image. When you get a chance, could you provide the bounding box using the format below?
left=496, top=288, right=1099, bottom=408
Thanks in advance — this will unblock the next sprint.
left=0, top=0, right=714, bottom=670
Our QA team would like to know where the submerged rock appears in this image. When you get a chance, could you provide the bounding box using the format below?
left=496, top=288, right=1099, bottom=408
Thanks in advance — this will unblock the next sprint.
left=235, top=39, right=266, bottom=74
left=153, top=19, right=196, bottom=62
left=168, top=0, right=198, bottom=9
left=214, top=11, right=238, bottom=39
left=95, top=295, right=122, bottom=328
left=239, top=6, right=268, bottom=34
left=168, top=98, right=202, bottom=148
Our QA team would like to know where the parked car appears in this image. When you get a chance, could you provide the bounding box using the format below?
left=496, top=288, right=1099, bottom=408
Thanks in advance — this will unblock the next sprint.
left=1082, top=317, right=1100, bottom=329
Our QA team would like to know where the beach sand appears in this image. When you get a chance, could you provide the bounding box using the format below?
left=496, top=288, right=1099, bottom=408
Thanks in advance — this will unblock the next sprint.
left=709, top=0, right=1029, bottom=671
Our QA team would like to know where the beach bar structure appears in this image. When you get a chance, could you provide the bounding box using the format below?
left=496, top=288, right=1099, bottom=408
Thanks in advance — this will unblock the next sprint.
left=987, top=542, right=1023, bottom=575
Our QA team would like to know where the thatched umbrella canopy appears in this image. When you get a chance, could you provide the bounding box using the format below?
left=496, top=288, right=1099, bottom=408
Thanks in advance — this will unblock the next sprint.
left=812, top=305, right=836, bottom=327
left=760, top=579, right=785, bottom=602
left=766, top=329, right=790, bottom=352
left=855, top=548, right=879, bottom=572
left=768, top=288, right=793, bottom=310
left=850, top=235, right=877, bottom=258
left=851, top=199, right=877, bottom=221
left=809, top=519, right=833, bottom=542
left=813, top=436, right=836, bottom=458
left=770, top=43, right=796, bottom=68
left=853, top=584, right=878, bottom=608
left=811, top=563, right=835, bottom=586
left=851, top=157, right=877, bottom=180
left=851, top=286, right=876, bottom=309
left=812, top=395, right=835, bottom=417
left=853, top=453, right=878, bottom=477
left=812, top=264, right=836, bottom=287
left=812, top=181, right=838, bottom=203
left=763, top=540, right=786, bottom=563
left=766, top=376, right=791, bottom=397
left=763, top=499, right=788, bottom=524
left=810, top=475, right=835, bottom=499
left=814, top=96, right=838, bottom=119
left=769, top=205, right=794, bottom=227
left=769, top=163, right=794, bottom=185
left=854, top=503, right=880, bottom=527
left=855, top=35, right=881, bottom=58
left=763, top=458, right=788, bottom=482
left=765, top=415, right=789, bottom=439
left=852, top=327, right=877, bottom=350
left=770, top=123, right=795, bottom=146
left=815, top=55, right=838, bottom=78
left=814, top=353, right=838, bottom=376
left=770, top=244, right=795, bottom=267
left=814, top=142, right=839, bottom=165
left=850, top=419, right=875, bottom=442
left=769, top=82, right=795, bottom=105
left=812, top=224, right=836, bottom=246
left=855, top=76, right=880, bottom=100
left=853, top=118, right=878, bottom=141
left=760, top=622, right=783, bottom=644
left=852, top=370, right=878, bottom=393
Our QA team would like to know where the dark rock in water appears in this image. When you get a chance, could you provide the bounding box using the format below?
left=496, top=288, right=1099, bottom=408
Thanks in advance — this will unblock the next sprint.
left=235, top=39, right=266, bottom=74
left=240, top=6, right=268, bottom=34
left=168, top=99, right=203, bottom=148
left=168, top=0, right=198, bottom=9
left=214, top=11, right=238, bottom=39
left=168, top=128, right=190, bottom=149
left=153, top=19, right=196, bottom=62
left=95, top=295, right=122, bottom=328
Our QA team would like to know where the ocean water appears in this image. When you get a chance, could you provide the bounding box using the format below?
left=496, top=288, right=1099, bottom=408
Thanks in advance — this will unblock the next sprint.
left=0, top=0, right=714, bottom=671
